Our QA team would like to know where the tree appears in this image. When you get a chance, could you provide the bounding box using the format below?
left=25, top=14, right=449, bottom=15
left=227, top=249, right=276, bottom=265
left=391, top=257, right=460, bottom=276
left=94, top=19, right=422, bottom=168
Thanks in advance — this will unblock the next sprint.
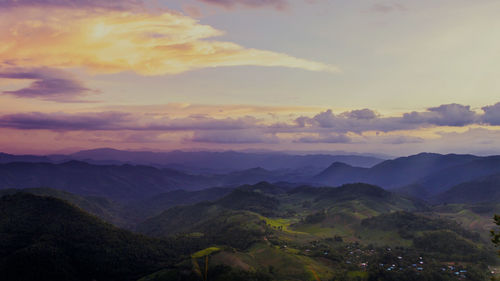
left=491, top=215, right=500, bottom=247
left=491, top=215, right=500, bottom=281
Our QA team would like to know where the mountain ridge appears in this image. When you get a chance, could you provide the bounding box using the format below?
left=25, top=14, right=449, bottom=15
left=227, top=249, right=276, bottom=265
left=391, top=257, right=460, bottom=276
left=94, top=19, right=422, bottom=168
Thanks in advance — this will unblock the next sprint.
left=315, top=153, right=500, bottom=197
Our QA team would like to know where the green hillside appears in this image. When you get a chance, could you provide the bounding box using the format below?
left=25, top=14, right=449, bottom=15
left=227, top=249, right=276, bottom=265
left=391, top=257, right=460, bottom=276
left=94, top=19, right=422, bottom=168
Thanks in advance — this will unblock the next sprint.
left=134, top=182, right=497, bottom=281
left=125, top=188, right=234, bottom=221
left=0, top=182, right=497, bottom=281
left=137, top=202, right=269, bottom=250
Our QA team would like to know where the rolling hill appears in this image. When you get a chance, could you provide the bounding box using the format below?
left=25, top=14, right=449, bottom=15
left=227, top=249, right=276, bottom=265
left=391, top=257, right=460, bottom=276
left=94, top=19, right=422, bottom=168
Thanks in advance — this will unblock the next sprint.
left=0, top=152, right=52, bottom=164
left=1, top=181, right=495, bottom=281
left=136, top=201, right=269, bottom=250
left=315, top=153, right=478, bottom=187
left=434, top=172, right=500, bottom=204
left=0, top=187, right=128, bottom=226
left=68, top=148, right=383, bottom=172
left=126, top=187, right=234, bottom=221
left=0, top=193, right=188, bottom=281
left=0, top=161, right=213, bottom=201
left=137, top=182, right=426, bottom=245
left=315, top=153, right=500, bottom=198
left=4, top=151, right=500, bottom=203
left=0, top=161, right=303, bottom=202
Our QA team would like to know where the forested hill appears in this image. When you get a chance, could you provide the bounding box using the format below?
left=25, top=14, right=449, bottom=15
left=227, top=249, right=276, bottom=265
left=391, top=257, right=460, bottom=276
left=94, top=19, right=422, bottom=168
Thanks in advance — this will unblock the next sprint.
left=315, top=153, right=500, bottom=198
left=0, top=193, right=192, bottom=281
left=0, top=182, right=497, bottom=281
left=0, top=162, right=296, bottom=202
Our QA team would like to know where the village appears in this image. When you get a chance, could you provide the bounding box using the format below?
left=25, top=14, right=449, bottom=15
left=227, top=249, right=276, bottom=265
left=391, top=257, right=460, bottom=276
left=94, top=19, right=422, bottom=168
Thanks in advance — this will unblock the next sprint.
left=292, top=240, right=478, bottom=280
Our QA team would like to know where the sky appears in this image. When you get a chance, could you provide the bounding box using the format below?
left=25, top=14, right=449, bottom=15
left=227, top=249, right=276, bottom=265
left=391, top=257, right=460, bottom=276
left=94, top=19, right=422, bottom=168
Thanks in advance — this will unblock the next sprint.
left=1, top=0, right=500, bottom=156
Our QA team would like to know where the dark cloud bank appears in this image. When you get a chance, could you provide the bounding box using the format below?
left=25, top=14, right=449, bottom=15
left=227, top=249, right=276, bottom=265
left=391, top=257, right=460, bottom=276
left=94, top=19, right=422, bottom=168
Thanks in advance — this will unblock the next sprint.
left=1, top=102, right=500, bottom=144
left=0, top=68, right=96, bottom=102
left=0, top=0, right=142, bottom=9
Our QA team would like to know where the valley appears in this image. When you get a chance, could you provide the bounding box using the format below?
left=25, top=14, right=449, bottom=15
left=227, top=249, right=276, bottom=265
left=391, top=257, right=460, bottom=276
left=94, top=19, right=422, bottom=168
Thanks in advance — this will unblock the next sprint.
left=1, top=151, right=500, bottom=280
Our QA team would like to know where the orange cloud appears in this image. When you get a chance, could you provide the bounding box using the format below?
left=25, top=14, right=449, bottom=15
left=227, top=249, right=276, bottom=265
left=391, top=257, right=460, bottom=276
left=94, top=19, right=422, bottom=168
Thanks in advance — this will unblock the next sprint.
left=0, top=7, right=339, bottom=75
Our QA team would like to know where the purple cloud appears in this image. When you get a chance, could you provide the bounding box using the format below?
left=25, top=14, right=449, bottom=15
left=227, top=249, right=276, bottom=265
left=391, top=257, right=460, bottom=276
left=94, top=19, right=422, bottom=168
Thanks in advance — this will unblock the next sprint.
left=0, top=102, right=498, bottom=137
left=0, top=0, right=142, bottom=10
left=482, top=102, right=500, bottom=125
left=300, top=109, right=412, bottom=133
left=0, top=68, right=96, bottom=102
left=311, top=109, right=338, bottom=128
left=294, top=103, right=486, bottom=134
left=403, top=104, right=478, bottom=126
left=0, top=112, right=261, bottom=132
left=197, top=0, right=288, bottom=10
left=0, top=112, right=130, bottom=131
left=340, top=108, right=378, bottom=120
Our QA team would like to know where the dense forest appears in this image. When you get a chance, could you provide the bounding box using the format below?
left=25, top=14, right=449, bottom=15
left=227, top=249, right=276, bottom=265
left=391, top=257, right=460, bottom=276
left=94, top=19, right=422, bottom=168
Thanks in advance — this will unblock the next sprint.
left=1, top=180, right=498, bottom=281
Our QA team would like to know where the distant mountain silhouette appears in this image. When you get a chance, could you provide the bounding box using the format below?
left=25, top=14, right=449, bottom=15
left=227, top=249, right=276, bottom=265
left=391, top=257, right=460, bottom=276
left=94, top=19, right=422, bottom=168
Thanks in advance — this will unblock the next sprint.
left=126, top=187, right=234, bottom=220
left=67, top=148, right=383, bottom=172
left=396, top=156, right=500, bottom=199
left=315, top=153, right=500, bottom=197
left=0, top=161, right=217, bottom=201
left=413, top=156, right=500, bottom=195
left=314, top=162, right=368, bottom=184
left=434, top=172, right=500, bottom=204
left=0, top=161, right=312, bottom=202
left=0, top=152, right=52, bottom=163
left=0, top=187, right=127, bottom=226
left=4, top=151, right=500, bottom=203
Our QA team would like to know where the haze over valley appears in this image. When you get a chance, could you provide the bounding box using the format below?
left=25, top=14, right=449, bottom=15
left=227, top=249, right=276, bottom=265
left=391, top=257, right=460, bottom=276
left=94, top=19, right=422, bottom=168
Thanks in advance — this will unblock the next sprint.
left=2, top=148, right=500, bottom=280
left=2, top=0, right=500, bottom=280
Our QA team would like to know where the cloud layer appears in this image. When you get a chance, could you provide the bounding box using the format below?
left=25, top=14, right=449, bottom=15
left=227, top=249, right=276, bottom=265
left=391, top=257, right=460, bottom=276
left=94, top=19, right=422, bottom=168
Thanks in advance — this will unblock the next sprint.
left=0, top=0, right=143, bottom=9
left=0, top=112, right=261, bottom=132
left=402, top=104, right=477, bottom=126
left=1, top=102, right=500, bottom=145
left=0, top=67, right=95, bottom=102
left=482, top=103, right=500, bottom=126
left=0, top=3, right=337, bottom=76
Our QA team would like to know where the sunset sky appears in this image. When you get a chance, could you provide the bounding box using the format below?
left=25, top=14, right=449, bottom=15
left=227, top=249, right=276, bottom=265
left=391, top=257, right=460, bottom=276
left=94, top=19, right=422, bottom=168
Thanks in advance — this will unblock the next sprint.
left=1, top=0, right=500, bottom=156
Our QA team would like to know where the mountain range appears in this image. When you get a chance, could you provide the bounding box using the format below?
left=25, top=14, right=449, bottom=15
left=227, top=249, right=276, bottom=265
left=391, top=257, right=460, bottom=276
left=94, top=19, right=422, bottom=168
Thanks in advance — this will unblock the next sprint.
left=2, top=180, right=495, bottom=281
left=314, top=152, right=500, bottom=200
left=1, top=148, right=384, bottom=173
left=2, top=150, right=500, bottom=204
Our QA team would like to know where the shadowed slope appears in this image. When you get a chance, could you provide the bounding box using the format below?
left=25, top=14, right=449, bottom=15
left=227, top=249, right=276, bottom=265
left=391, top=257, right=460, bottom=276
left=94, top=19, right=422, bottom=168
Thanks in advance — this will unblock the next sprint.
left=0, top=193, right=186, bottom=281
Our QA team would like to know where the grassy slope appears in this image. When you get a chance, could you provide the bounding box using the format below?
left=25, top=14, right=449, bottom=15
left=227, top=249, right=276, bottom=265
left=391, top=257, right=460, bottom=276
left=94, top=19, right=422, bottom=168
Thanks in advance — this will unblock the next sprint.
left=3, top=182, right=497, bottom=281
left=134, top=182, right=497, bottom=280
left=432, top=202, right=500, bottom=241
